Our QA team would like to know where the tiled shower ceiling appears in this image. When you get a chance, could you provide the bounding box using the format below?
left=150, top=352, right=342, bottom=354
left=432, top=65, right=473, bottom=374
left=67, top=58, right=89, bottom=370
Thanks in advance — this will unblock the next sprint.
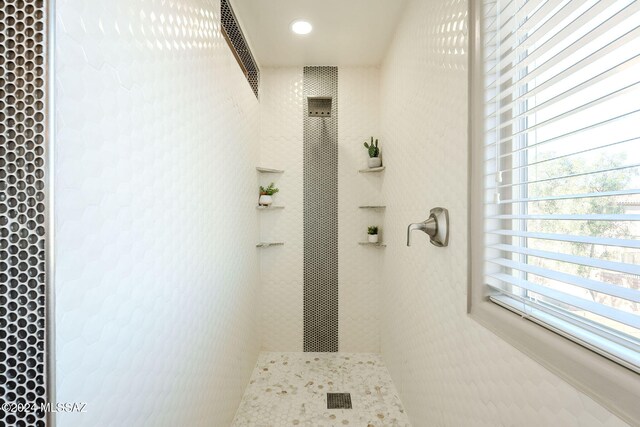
left=0, top=0, right=49, bottom=425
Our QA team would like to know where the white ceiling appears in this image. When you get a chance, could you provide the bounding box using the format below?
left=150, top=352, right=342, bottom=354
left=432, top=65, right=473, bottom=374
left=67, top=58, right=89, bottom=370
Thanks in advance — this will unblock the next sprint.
left=230, top=0, right=408, bottom=67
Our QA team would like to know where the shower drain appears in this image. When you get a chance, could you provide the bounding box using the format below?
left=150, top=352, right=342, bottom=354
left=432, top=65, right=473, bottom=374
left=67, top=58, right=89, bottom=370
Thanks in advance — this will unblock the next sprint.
left=327, top=393, right=352, bottom=409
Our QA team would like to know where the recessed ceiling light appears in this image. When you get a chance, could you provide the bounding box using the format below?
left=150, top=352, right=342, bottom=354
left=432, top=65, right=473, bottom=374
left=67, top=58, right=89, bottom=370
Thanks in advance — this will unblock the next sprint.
left=291, top=20, right=312, bottom=35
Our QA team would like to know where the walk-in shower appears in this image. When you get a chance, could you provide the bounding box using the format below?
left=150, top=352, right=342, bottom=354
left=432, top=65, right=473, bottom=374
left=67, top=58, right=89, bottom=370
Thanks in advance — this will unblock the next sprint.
left=4, top=0, right=636, bottom=425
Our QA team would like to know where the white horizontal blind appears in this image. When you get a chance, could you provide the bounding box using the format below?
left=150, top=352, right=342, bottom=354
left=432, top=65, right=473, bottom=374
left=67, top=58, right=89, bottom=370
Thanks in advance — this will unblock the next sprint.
left=483, top=0, right=640, bottom=371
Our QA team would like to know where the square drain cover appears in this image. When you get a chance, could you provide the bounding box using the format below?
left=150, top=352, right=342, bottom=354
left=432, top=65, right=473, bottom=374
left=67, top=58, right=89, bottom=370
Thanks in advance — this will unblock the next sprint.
left=327, top=393, right=352, bottom=409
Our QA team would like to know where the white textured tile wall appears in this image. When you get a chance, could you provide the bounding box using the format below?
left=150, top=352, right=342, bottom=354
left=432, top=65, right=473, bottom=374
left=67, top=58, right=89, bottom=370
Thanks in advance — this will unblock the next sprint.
left=54, top=0, right=260, bottom=426
left=258, top=68, right=305, bottom=351
left=379, top=0, right=627, bottom=426
left=338, top=67, right=382, bottom=353
left=258, top=67, right=382, bottom=352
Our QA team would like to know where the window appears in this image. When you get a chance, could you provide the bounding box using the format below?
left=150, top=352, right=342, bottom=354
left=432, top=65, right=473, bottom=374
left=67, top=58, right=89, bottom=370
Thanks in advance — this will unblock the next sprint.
left=470, top=0, right=640, bottom=422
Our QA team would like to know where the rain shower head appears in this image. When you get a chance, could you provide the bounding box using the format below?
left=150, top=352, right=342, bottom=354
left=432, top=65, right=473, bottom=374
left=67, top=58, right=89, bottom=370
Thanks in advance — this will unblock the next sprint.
left=307, top=96, right=332, bottom=117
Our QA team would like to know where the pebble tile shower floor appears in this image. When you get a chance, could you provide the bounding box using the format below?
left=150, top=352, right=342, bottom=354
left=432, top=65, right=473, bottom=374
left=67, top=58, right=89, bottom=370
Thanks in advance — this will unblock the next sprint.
left=232, top=352, right=411, bottom=426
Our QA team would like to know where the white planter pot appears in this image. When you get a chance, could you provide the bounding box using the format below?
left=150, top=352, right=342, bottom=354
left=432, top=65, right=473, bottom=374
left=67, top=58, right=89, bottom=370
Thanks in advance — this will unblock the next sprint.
left=368, top=157, right=382, bottom=168
left=259, top=194, right=273, bottom=206
left=368, top=234, right=379, bottom=243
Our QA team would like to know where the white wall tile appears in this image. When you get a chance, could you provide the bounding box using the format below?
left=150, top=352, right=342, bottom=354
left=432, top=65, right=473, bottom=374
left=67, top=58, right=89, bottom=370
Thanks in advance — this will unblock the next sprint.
left=258, top=67, right=382, bottom=353
left=338, top=67, right=382, bottom=353
left=258, top=68, right=305, bottom=351
left=379, top=0, right=627, bottom=426
left=54, top=0, right=261, bottom=425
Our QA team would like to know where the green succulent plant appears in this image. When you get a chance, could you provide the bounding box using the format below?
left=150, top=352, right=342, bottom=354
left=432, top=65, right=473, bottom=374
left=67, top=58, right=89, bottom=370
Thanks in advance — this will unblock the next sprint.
left=367, top=226, right=379, bottom=235
left=363, top=137, right=380, bottom=158
left=259, top=182, right=280, bottom=196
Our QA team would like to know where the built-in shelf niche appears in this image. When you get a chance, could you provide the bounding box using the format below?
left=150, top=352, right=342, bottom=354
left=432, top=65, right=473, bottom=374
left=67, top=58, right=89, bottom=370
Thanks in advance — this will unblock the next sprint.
left=256, top=166, right=285, bottom=251
left=256, top=167, right=284, bottom=173
left=256, top=242, right=285, bottom=248
left=358, top=166, right=385, bottom=173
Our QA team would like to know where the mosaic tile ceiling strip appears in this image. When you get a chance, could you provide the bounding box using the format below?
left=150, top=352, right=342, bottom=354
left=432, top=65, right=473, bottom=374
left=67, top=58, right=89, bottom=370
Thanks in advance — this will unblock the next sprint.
left=221, top=0, right=259, bottom=98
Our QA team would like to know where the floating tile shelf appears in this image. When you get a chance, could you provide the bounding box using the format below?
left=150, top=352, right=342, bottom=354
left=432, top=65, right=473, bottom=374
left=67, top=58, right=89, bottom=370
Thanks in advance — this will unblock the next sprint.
left=256, top=205, right=285, bottom=210
left=359, top=205, right=386, bottom=209
left=256, top=167, right=284, bottom=173
left=358, top=242, right=387, bottom=247
left=256, top=242, right=285, bottom=248
left=358, top=166, right=385, bottom=173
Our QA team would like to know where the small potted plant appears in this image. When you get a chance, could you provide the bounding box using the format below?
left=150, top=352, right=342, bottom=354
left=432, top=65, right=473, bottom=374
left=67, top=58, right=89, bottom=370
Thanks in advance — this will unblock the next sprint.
left=259, top=183, right=279, bottom=206
left=368, top=226, right=379, bottom=243
left=364, top=137, right=381, bottom=168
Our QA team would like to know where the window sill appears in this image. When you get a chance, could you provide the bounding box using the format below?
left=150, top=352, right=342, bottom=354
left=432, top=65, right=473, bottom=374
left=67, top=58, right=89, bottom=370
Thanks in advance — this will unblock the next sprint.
left=469, top=297, right=640, bottom=425
left=491, top=295, right=640, bottom=374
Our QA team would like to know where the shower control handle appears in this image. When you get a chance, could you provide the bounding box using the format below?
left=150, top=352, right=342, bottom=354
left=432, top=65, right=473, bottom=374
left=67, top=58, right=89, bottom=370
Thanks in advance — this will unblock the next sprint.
left=407, top=207, right=449, bottom=247
left=407, top=221, right=437, bottom=246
